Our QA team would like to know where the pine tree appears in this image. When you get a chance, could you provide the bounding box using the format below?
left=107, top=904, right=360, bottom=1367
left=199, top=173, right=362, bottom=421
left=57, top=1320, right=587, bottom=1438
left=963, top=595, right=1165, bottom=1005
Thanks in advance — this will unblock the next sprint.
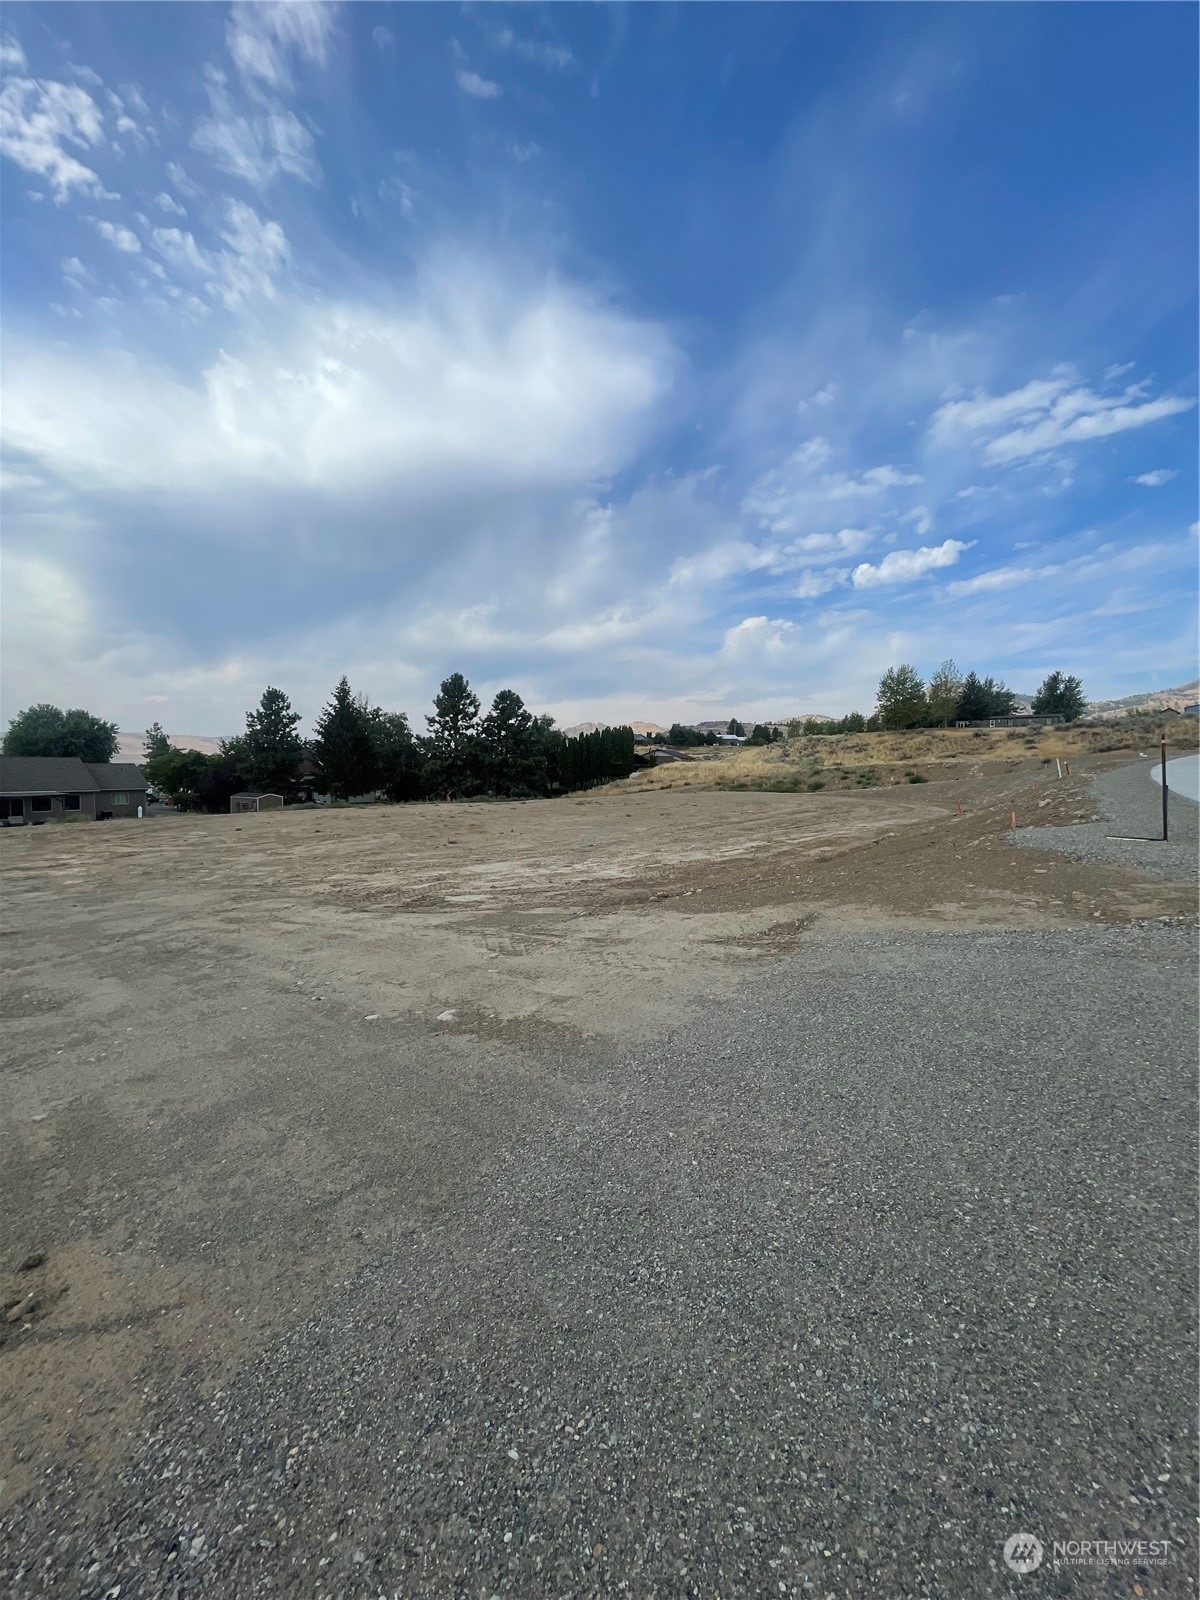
left=1032, top=671, right=1086, bottom=722
left=243, top=686, right=303, bottom=796
left=143, top=722, right=170, bottom=762
left=312, top=677, right=378, bottom=801
left=481, top=689, right=548, bottom=796
left=425, top=673, right=482, bottom=798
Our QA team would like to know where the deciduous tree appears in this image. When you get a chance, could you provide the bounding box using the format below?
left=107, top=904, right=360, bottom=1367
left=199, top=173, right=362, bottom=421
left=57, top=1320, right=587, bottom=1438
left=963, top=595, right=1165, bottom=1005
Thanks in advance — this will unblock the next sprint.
left=875, top=665, right=927, bottom=729
left=926, top=660, right=964, bottom=726
left=3, top=703, right=120, bottom=763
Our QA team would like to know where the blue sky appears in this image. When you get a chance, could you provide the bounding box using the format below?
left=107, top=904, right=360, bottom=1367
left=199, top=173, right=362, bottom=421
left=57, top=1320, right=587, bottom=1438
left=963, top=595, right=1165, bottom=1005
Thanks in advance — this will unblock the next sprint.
left=1, top=2, right=1196, bottom=735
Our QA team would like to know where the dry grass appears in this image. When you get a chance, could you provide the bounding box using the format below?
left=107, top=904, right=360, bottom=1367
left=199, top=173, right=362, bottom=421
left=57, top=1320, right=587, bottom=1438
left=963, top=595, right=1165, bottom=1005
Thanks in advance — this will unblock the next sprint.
left=626, top=717, right=1198, bottom=794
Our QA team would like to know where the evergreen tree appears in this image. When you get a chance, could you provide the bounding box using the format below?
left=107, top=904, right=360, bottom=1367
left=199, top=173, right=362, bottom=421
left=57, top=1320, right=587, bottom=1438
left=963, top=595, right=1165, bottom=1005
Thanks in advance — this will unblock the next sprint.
left=727, top=718, right=745, bottom=736
left=3, top=703, right=120, bottom=762
left=312, top=677, right=379, bottom=801
left=425, top=673, right=482, bottom=798
left=956, top=673, right=1016, bottom=720
left=875, top=665, right=928, bottom=729
left=243, top=686, right=303, bottom=796
left=143, top=722, right=170, bottom=762
left=1032, top=671, right=1086, bottom=722
left=481, top=689, right=547, bottom=796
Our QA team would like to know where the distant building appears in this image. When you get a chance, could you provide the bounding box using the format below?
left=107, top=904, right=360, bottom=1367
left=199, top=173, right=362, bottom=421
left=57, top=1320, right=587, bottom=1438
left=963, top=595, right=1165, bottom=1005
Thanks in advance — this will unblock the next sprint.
left=953, top=715, right=1065, bottom=729
left=1184, top=703, right=1199, bottom=717
left=0, top=757, right=148, bottom=823
left=230, top=791, right=284, bottom=814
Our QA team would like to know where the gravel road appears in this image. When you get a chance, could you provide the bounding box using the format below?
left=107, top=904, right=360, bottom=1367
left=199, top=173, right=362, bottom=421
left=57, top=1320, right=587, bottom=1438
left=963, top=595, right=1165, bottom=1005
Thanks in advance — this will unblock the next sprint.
left=1010, top=758, right=1199, bottom=880
left=4, top=922, right=1196, bottom=1600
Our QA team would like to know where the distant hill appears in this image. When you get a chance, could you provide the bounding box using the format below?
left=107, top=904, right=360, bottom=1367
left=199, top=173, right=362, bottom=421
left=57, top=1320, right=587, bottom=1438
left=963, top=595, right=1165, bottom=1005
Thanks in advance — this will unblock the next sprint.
left=561, top=720, right=664, bottom=737
left=116, top=731, right=228, bottom=762
left=1083, top=681, right=1200, bottom=722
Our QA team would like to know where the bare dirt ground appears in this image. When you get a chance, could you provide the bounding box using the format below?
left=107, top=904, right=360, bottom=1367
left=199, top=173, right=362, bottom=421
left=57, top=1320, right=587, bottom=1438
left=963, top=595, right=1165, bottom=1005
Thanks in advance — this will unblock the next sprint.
left=1, top=751, right=1194, bottom=1524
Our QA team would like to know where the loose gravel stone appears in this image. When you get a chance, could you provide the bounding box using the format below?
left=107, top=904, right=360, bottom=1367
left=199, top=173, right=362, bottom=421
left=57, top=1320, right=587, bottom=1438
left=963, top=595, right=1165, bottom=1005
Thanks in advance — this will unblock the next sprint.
left=1009, top=759, right=1199, bottom=881
left=3, top=923, right=1196, bottom=1598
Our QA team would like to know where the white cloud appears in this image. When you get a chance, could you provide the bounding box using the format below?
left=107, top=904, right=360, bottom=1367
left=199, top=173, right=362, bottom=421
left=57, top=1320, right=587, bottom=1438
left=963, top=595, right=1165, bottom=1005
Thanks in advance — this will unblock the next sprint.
left=0, top=69, right=107, bottom=200
left=795, top=568, right=847, bottom=599
left=62, top=255, right=95, bottom=285
left=797, top=383, right=837, bottom=413
left=2, top=260, right=676, bottom=496
left=851, top=538, right=971, bottom=588
left=930, top=369, right=1195, bottom=464
left=944, top=564, right=1052, bottom=598
left=92, top=217, right=141, bottom=253
left=1132, top=469, right=1177, bottom=488
left=227, top=1, right=336, bottom=91
left=150, top=199, right=290, bottom=310
left=720, top=615, right=800, bottom=658
left=1, top=34, right=27, bottom=70
left=214, top=200, right=290, bottom=308
left=792, top=436, right=833, bottom=471
left=372, top=26, right=394, bottom=55
left=165, top=159, right=199, bottom=197
left=902, top=505, right=933, bottom=538
left=192, top=69, right=319, bottom=188
left=455, top=69, right=502, bottom=100
left=489, top=26, right=574, bottom=71
left=510, top=141, right=541, bottom=163
left=154, top=190, right=187, bottom=217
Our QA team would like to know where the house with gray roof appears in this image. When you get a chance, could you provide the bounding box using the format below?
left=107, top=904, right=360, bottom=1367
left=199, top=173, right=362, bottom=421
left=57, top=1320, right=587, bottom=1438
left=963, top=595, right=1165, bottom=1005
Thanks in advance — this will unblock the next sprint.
left=0, top=757, right=148, bottom=824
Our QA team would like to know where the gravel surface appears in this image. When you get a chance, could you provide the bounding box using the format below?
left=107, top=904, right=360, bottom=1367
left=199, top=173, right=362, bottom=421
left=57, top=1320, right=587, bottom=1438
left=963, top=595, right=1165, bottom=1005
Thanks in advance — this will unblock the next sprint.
left=1009, top=759, right=1199, bottom=881
left=4, top=923, right=1196, bottom=1600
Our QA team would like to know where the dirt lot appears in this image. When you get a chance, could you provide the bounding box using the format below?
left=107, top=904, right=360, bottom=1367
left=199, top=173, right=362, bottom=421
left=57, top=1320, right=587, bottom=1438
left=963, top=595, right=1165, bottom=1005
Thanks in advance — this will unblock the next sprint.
left=0, top=753, right=1194, bottom=1517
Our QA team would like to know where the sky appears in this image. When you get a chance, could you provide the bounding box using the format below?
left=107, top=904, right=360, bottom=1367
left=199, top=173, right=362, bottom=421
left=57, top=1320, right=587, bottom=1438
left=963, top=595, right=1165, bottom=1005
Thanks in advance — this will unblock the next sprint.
left=1, top=2, right=1197, bottom=737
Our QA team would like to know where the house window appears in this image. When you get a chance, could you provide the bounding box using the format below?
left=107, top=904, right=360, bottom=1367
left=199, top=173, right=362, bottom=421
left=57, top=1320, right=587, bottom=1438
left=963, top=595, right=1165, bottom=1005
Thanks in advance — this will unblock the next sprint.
left=111, top=792, right=129, bottom=806
left=31, top=796, right=52, bottom=813
left=64, top=794, right=80, bottom=811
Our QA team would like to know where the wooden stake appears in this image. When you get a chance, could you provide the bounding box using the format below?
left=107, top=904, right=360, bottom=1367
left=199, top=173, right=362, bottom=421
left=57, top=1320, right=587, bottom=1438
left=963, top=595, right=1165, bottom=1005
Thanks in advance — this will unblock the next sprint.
left=1010, top=810, right=1017, bottom=829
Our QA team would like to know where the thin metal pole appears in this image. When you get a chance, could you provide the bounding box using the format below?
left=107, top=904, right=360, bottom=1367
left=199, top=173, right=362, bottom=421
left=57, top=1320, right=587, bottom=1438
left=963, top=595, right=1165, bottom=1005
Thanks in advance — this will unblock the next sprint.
left=1161, top=731, right=1168, bottom=842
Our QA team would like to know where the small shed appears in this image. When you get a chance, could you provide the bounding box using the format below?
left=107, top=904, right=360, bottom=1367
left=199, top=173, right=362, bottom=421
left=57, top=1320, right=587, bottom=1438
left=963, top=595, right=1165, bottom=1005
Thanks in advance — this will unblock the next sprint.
left=230, top=791, right=284, bottom=814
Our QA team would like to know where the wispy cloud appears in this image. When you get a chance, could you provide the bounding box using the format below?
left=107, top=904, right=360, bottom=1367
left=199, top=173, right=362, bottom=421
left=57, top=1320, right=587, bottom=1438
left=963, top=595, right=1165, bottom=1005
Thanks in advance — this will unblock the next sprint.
left=488, top=26, right=574, bottom=72
left=91, top=216, right=141, bottom=253
left=931, top=369, right=1194, bottom=464
left=455, top=69, right=502, bottom=101
left=0, top=64, right=108, bottom=200
left=226, top=1, right=337, bottom=92
left=1131, top=468, right=1178, bottom=488
left=192, top=68, right=319, bottom=187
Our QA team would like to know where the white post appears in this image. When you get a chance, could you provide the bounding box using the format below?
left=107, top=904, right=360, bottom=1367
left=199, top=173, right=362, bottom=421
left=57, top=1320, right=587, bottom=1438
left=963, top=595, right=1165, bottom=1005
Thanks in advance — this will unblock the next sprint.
left=1055, top=759, right=1062, bottom=780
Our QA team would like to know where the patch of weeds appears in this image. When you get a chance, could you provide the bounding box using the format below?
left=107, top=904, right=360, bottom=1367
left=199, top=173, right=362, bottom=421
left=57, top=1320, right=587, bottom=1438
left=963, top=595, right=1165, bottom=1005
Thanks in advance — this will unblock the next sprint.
left=854, top=769, right=877, bottom=788
left=806, top=779, right=826, bottom=792
left=905, top=771, right=928, bottom=784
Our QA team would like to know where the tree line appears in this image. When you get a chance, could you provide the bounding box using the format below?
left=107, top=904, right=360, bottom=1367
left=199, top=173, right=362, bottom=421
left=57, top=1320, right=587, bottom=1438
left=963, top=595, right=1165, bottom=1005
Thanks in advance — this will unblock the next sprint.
left=138, top=673, right=635, bottom=810
left=871, top=663, right=1085, bottom=731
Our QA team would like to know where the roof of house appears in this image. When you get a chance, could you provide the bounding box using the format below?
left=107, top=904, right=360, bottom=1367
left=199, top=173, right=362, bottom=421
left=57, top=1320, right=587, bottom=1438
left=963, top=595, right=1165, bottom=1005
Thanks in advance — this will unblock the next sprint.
left=0, top=756, right=147, bottom=797
left=231, top=790, right=282, bottom=799
left=0, top=756, right=99, bottom=795
left=85, top=762, right=147, bottom=790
